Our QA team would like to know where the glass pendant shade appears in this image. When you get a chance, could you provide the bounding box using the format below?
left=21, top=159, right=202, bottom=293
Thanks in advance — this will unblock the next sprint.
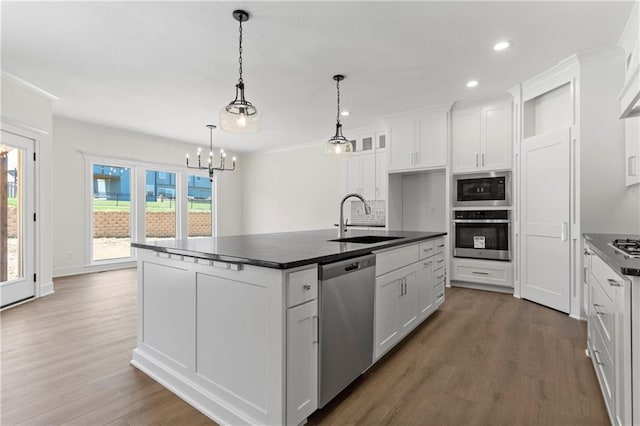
left=324, top=123, right=353, bottom=156
left=219, top=100, right=262, bottom=134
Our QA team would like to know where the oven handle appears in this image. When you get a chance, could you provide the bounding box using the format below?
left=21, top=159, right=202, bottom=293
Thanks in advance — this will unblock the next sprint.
left=452, top=219, right=511, bottom=224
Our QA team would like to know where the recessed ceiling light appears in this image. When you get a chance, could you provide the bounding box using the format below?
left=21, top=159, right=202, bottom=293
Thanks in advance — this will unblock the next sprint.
left=493, top=41, right=512, bottom=51
left=466, top=80, right=479, bottom=88
left=341, top=111, right=350, bottom=117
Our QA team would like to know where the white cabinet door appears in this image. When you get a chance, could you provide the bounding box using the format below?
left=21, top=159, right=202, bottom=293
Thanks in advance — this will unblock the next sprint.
left=374, top=269, right=402, bottom=359
left=625, top=116, right=640, bottom=186
left=414, top=113, right=447, bottom=168
left=388, top=119, right=413, bottom=172
left=346, top=155, right=362, bottom=194
left=481, top=101, right=512, bottom=171
left=398, top=267, right=418, bottom=334
left=418, top=259, right=434, bottom=319
left=521, top=128, right=571, bottom=313
left=375, top=150, right=388, bottom=201
left=452, top=107, right=482, bottom=173
left=286, top=300, right=318, bottom=426
left=361, top=153, right=376, bottom=200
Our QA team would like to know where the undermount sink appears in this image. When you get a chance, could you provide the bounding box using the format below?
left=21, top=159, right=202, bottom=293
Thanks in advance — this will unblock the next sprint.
left=329, top=235, right=403, bottom=244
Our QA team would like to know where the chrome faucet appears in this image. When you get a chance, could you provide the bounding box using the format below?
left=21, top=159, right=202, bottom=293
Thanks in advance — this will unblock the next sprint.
left=338, top=193, right=372, bottom=238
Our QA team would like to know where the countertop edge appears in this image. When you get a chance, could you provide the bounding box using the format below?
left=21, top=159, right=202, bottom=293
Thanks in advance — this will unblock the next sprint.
left=584, top=233, right=640, bottom=278
left=132, top=232, right=447, bottom=270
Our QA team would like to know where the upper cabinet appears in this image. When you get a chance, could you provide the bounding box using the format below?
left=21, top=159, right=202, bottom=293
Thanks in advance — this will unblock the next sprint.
left=625, top=117, right=640, bottom=186
left=452, top=100, right=512, bottom=174
left=384, top=105, right=450, bottom=173
left=346, top=129, right=388, bottom=201
left=618, top=2, right=639, bottom=119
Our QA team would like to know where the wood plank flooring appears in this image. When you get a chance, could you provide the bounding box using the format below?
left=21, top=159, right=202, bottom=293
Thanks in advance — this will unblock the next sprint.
left=1, top=269, right=608, bottom=425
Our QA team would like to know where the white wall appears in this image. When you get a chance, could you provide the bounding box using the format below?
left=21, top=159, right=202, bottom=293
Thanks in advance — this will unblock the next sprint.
left=241, top=143, right=346, bottom=234
left=580, top=50, right=640, bottom=234
left=52, top=118, right=243, bottom=276
left=401, top=171, right=447, bottom=232
left=1, top=74, right=55, bottom=296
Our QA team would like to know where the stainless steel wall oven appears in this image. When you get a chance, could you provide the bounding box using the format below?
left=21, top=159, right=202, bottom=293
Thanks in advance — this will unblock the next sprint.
left=453, top=172, right=511, bottom=207
left=453, top=210, right=511, bottom=261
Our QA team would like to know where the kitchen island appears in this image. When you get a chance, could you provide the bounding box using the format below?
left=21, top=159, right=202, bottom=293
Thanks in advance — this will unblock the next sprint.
left=131, top=229, right=446, bottom=426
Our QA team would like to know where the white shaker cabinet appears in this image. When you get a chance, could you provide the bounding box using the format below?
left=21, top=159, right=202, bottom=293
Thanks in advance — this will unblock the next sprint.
left=452, top=100, right=512, bottom=173
left=346, top=152, right=376, bottom=200
left=586, top=242, right=635, bottom=426
left=373, top=238, right=446, bottom=360
left=625, top=117, right=640, bottom=186
left=385, top=106, right=450, bottom=173
left=286, top=300, right=318, bottom=426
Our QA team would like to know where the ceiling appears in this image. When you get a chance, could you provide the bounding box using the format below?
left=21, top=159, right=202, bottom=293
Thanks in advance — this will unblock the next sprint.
left=1, top=1, right=634, bottom=153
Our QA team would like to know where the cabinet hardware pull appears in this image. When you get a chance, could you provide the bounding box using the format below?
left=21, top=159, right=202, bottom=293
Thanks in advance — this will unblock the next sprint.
left=424, top=248, right=433, bottom=252
left=424, top=261, right=432, bottom=266
left=482, top=153, right=485, bottom=167
left=593, top=304, right=604, bottom=316
left=475, top=154, right=479, bottom=168
left=312, top=315, right=319, bottom=344
left=607, top=278, right=622, bottom=287
left=303, top=284, right=311, bottom=291
left=436, top=259, right=444, bottom=263
left=403, top=278, right=407, bottom=296
left=472, top=271, right=489, bottom=275
left=399, top=278, right=404, bottom=297
left=584, top=249, right=591, bottom=255
left=593, top=350, right=605, bottom=366
left=437, top=244, right=445, bottom=248
left=437, top=275, right=444, bottom=280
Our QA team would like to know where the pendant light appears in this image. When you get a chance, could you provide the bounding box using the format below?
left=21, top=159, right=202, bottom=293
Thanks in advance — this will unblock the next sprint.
left=325, top=74, right=353, bottom=156
left=186, top=125, right=236, bottom=182
left=220, top=10, right=262, bottom=134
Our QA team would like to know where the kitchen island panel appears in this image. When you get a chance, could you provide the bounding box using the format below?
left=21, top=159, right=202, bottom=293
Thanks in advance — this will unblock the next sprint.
left=132, top=250, right=287, bottom=426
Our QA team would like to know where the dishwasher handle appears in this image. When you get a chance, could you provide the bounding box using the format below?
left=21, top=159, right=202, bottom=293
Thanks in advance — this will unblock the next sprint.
left=319, top=254, right=376, bottom=281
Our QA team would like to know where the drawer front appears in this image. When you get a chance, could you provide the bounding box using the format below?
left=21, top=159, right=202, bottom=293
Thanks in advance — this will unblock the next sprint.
left=591, top=321, right=614, bottom=411
left=419, top=240, right=435, bottom=260
left=434, top=238, right=445, bottom=255
left=434, top=266, right=446, bottom=285
left=376, top=244, right=419, bottom=276
left=433, top=254, right=445, bottom=271
left=591, top=278, right=614, bottom=357
left=590, top=254, right=626, bottom=302
left=287, top=267, right=318, bottom=308
left=434, top=283, right=445, bottom=306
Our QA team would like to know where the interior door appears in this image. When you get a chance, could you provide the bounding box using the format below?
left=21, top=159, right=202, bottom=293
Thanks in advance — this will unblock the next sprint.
left=1, top=130, right=35, bottom=308
left=521, top=128, right=571, bottom=313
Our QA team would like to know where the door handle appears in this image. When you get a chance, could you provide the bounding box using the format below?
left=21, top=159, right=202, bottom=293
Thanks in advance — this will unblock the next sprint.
left=561, top=222, right=568, bottom=241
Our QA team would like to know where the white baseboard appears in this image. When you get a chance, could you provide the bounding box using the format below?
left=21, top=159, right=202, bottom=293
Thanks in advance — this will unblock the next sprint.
left=40, top=281, right=54, bottom=297
left=450, top=280, right=514, bottom=294
left=131, top=349, right=256, bottom=426
left=53, top=261, right=136, bottom=278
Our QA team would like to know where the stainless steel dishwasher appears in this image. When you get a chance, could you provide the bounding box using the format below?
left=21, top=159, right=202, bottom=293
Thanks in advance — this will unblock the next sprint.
left=318, top=253, right=376, bottom=408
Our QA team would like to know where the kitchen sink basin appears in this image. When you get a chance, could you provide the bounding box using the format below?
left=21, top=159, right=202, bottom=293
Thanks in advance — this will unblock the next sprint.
left=329, top=235, right=403, bottom=244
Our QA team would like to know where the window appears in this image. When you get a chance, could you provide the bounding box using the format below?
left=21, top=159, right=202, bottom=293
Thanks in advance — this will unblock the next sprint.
left=88, top=157, right=215, bottom=265
left=92, top=164, right=132, bottom=261
left=145, top=170, right=176, bottom=242
left=188, top=175, right=212, bottom=238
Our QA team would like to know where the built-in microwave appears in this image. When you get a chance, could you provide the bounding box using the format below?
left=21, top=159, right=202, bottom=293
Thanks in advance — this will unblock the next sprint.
left=453, top=172, right=511, bottom=207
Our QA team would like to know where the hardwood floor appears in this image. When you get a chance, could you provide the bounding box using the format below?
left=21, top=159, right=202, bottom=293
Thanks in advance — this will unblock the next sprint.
left=1, top=269, right=608, bottom=425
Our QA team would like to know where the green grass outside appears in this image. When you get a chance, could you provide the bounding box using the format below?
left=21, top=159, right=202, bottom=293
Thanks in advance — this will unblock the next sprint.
left=93, top=199, right=211, bottom=212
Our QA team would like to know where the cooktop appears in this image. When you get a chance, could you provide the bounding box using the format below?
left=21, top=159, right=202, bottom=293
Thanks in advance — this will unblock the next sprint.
left=609, top=238, right=640, bottom=259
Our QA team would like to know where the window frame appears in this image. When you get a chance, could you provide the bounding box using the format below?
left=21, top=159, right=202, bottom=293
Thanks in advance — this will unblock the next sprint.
left=85, top=154, right=214, bottom=266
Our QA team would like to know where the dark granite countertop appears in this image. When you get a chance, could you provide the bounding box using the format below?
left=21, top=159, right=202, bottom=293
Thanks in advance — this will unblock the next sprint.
left=132, top=229, right=446, bottom=269
left=584, top=233, right=640, bottom=277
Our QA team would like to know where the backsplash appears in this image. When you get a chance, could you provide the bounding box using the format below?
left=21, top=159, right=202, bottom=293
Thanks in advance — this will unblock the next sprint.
left=350, top=200, right=386, bottom=226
